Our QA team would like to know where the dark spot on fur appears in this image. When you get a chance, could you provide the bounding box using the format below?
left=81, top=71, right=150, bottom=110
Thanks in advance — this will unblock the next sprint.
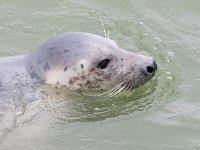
left=81, top=75, right=86, bottom=80
left=86, top=80, right=91, bottom=86
left=95, top=84, right=101, bottom=88
left=61, top=85, right=68, bottom=89
left=74, top=77, right=79, bottom=81
left=79, top=84, right=83, bottom=87
left=121, top=64, right=124, bottom=67
left=73, top=68, right=76, bottom=71
left=77, top=44, right=82, bottom=48
left=95, top=71, right=104, bottom=76
left=44, top=63, right=50, bottom=71
left=131, top=67, right=134, bottom=72
left=95, top=78, right=103, bottom=82
left=81, top=64, right=84, bottom=69
left=48, top=51, right=54, bottom=58
left=50, top=46, right=55, bottom=50
left=69, top=77, right=79, bottom=85
left=57, top=52, right=61, bottom=55
left=121, top=58, right=124, bottom=61
left=90, top=68, right=95, bottom=72
left=30, top=65, right=33, bottom=69
left=64, top=66, right=68, bottom=72
left=69, top=79, right=73, bottom=84
left=30, top=71, right=36, bottom=77
left=64, top=49, right=69, bottom=53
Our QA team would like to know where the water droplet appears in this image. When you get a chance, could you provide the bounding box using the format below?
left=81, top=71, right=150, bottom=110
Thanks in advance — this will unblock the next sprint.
left=167, top=51, right=174, bottom=57
left=138, top=22, right=144, bottom=25
left=94, top=108, right=100, bottom=111
left=167, top=76, right=172, bottom=80
left=153, top=47, right=157, bottom=50
left=166, top=71, right=171, bottom=75
left=154, top=37, right=161, bottom=42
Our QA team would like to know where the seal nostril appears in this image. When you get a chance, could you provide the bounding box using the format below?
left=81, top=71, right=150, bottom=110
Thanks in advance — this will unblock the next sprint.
left=147, top=66, right=154, bottom=74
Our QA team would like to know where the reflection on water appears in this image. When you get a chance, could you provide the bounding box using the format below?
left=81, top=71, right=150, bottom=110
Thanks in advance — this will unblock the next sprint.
left=38, top=81, right=159, bottom=123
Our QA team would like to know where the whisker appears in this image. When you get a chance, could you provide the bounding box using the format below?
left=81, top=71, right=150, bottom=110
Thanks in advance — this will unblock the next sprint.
left=97, top=86, right=118, bottom=96
left=110, top=85, right=127, bottom=97
left=98, top=81, right=125, bottom=97
left=101, top=85, right=122, bottom=96
left=126, top=84, right=136, bottom=96
left=125, top=84, right=132, bottom=91
left=108, top=81, right=131, bottom=97
left=128, top=83, right=135, bottom=91
left=108, top=86, right=122, bottom=97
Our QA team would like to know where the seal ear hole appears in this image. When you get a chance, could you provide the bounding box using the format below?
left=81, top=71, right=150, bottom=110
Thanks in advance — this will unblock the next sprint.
left=97, top=59, right=110, bottom=69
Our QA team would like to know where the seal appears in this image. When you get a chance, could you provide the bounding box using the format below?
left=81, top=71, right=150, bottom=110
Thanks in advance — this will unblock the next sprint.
left=0, top=32, right=157, bottom=141
left=25, top=32, right=157, bottom=90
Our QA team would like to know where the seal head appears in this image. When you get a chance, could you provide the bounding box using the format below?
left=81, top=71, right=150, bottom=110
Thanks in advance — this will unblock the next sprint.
left=26, top=32, right=157, bottom=90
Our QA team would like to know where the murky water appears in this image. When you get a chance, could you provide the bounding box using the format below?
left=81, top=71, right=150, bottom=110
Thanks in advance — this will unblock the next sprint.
left=0, top=0, right=200, bottom=149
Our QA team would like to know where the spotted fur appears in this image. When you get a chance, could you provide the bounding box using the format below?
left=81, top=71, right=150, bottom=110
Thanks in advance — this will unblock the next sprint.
left=25, top=32, right=156, bottom=90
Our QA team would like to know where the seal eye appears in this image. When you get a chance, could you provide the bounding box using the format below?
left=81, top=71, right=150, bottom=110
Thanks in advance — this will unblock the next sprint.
left=97, top=59, right=110, bottom=69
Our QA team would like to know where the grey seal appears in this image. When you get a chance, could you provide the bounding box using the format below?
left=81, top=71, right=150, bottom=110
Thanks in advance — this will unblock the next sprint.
left=0, top=32, right=157, bottom=143
left=25, top=32, right=157, bottom=90
left=0, top=32, right=157, bottom=93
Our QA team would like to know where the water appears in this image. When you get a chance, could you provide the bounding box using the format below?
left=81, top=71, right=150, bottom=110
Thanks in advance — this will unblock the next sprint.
left=0, top=0, right=200, bottom=149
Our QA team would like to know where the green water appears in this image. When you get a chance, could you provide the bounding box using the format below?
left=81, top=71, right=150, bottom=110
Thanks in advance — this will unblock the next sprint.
left=0, top=0, right=200, bottom=150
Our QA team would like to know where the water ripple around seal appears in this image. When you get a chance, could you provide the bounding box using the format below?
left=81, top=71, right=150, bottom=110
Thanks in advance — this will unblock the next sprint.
left=17, top=0, right=181, bottom=124
left=35, top=49, right=179, bottom=124
left=0, top=0, right=180, bottom=126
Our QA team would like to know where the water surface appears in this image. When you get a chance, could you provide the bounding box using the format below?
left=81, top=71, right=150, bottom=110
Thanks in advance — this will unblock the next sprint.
left=0, top=0, right=200, bottom=150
